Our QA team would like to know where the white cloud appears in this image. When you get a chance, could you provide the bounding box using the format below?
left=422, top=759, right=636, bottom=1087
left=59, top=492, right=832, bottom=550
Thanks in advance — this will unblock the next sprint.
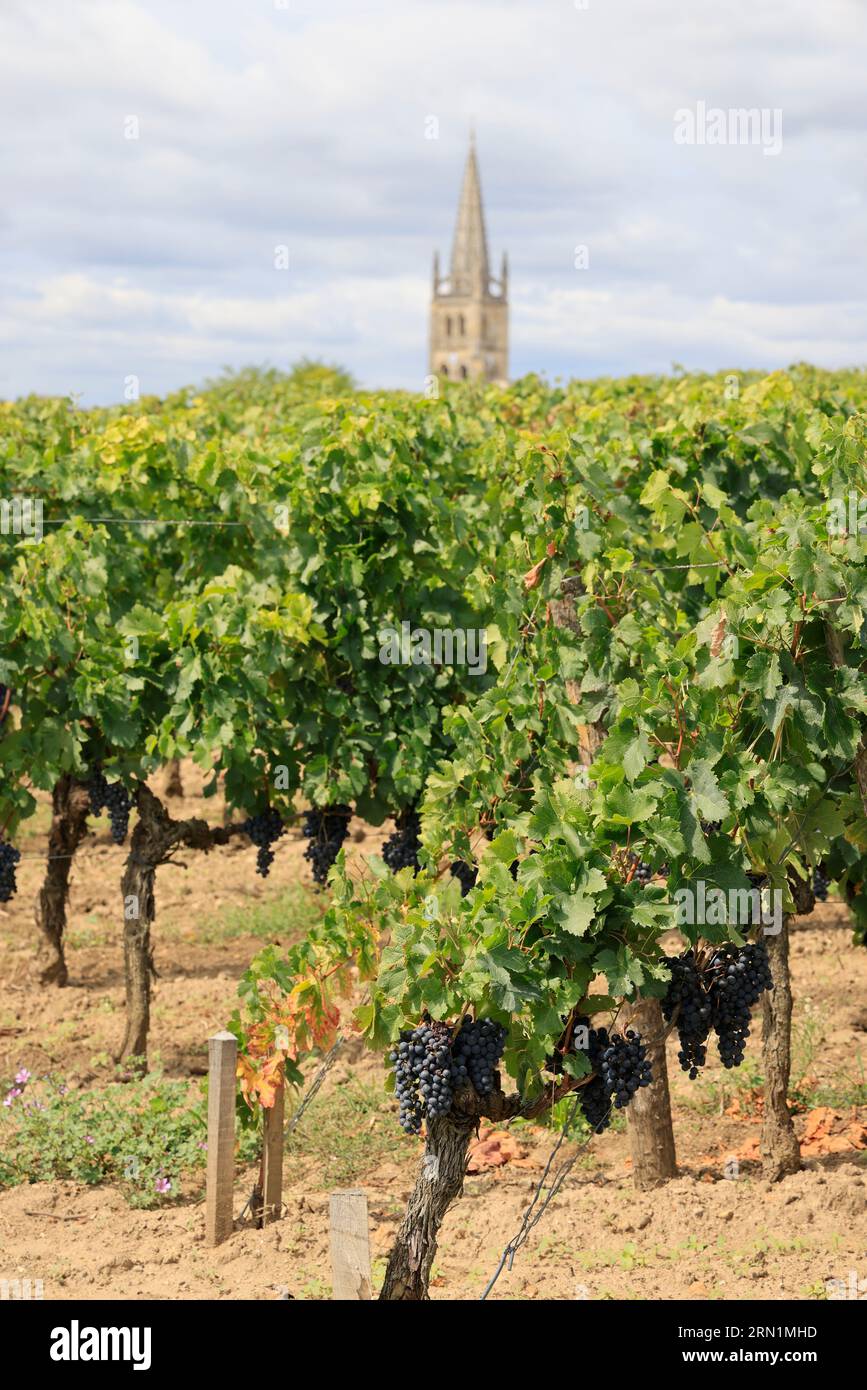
left=0, top=0, right=864, bottom=399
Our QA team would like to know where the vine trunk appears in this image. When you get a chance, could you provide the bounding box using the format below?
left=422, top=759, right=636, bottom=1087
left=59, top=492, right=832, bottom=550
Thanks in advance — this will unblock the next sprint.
left=35, top=775, right=91, bottom=987
left=379, top=1111, right=476, bottom=1300
left=760, top=916, right=801, bottom=1181
left=622, top=995, right=677, bottom=1189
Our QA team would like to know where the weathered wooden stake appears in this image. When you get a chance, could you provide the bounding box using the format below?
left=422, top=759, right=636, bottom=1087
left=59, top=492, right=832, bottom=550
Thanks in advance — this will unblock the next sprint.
left=205, top=1030, right=237, bottom=1247
left=329, top=1189, right=372, bottom=1300
left=261, top=1082, right=285, bottom=1226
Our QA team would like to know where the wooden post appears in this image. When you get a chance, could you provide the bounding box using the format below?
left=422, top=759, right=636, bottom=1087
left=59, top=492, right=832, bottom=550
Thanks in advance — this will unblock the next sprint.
left=205, top=1030, right=237, bottom=1247
left=329, top=1190, right=372, bottom=1300
left=261, top=1082, right=285, bottom=1226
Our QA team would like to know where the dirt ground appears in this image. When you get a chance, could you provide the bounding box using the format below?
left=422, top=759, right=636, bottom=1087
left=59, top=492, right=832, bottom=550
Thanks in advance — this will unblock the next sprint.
left=1, top=763, right=866, bottom=1301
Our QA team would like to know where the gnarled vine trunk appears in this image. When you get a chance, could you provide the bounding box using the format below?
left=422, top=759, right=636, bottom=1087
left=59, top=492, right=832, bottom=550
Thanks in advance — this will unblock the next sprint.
left=380, top=1112, right=476, bottom=1300
left=115, top=784, right=243, bottom=1071
left=760, top=916, right=801, bottom=1181
left=380, top=1086, right=521, bottom=1300
left=35, top=775, right=91, bottom=986
left=117, top=791, right=163, bottom=1069
left=622, top=995, right=677, bottom=1189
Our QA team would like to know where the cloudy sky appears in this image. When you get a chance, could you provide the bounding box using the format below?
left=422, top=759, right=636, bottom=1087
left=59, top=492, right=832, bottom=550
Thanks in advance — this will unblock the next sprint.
left=1, top=0, right=865, bottom=402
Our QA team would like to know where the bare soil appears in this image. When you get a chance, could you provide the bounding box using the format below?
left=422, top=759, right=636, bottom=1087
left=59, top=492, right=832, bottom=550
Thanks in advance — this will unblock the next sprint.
left=1, top=764, right=865, bottom=1300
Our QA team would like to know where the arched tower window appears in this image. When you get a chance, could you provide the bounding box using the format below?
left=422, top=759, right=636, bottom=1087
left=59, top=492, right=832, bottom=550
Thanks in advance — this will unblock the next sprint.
left=459, top=364, right=468, bottom=380
left=446, top=316, right=452, bottom=337
left=440, top=363, right=449, bottom=377
left=459, top=314, right=466, bottom=336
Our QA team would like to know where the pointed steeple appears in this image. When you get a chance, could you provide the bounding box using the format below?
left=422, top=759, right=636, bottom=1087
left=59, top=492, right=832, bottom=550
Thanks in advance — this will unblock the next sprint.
left=429, top=135, right=508, bottom=384
left=449, top=134, right=490, bottom=296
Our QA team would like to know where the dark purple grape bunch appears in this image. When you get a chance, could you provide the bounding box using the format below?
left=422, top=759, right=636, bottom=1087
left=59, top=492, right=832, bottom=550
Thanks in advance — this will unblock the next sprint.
left=88, top=768, right=131, bottom=844
left=707, top=941, right=773, bottom=1069
left=242, top=807, right=286, bottom=878
left=812, top=864, right=830, bottom=902
left=596, top=1028, right=653, bottom=1109
left=0, top=840, right=21, bottom=903
left=577, top=1071, right=611, bottom=1133
left=387, top=1016, right=507, bottom=1134
left=662, top=950, right=711, bottom=1078
left=302, top=805, right=352, bottom=886
left=390, top=1021, right=454, bottom=1134
left=451, top=1017, right=507, bottom=1096
left=559, top=1017, right=653, bottom=1134
left=382, top=808, right=422, bottom=874
left=450, top=859, right=478, bottom=896
left=628, top=852, right=653, bottom=886
left=663, top=941, right=773, bottom=1076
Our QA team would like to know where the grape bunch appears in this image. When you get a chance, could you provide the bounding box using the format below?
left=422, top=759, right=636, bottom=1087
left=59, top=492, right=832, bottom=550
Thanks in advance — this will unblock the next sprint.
left=302, top=805, right=352, bottom=885
left=390, top=1022, right=454, bottom=1133
left=662, top=950, right=711, bottom=1078
left=241, top=808, right=285, bottom=878
left=707, top=941, right=773, bottom=1069
left=628, top=853, right=653, bottom=886
left=596, top=1028, right=653, bottom=1110
left=577, top=1072, right=611, bottom=1133
left=382, top=808, right=421, bottom=874
left=88, top=768, right=132, bottom=844
left=450, top=859, right=478, bottom=896
left=700, top=820, right=723, bottom=836
left=812, top=865, right=830, bottom=902
left=565, top=1018, right=653, bottom=1133
left=388, top=1016, right=507, bottom=1133
left=662, top=941, right=774, bottom=1076
left=0, top=840, right=21, bottom=903
left=451, top=1017, right=507, bottom=1096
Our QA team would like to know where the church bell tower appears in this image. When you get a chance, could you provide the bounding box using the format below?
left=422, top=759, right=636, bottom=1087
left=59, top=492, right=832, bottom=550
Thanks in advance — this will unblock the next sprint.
left=429, top=136, right=508, bottom=385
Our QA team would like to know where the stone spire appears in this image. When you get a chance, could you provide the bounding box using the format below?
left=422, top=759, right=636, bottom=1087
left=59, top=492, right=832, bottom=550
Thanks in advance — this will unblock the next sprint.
left=428, top=136, right=508, bottom=386
left=448, top=136, right=490, bottom=296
